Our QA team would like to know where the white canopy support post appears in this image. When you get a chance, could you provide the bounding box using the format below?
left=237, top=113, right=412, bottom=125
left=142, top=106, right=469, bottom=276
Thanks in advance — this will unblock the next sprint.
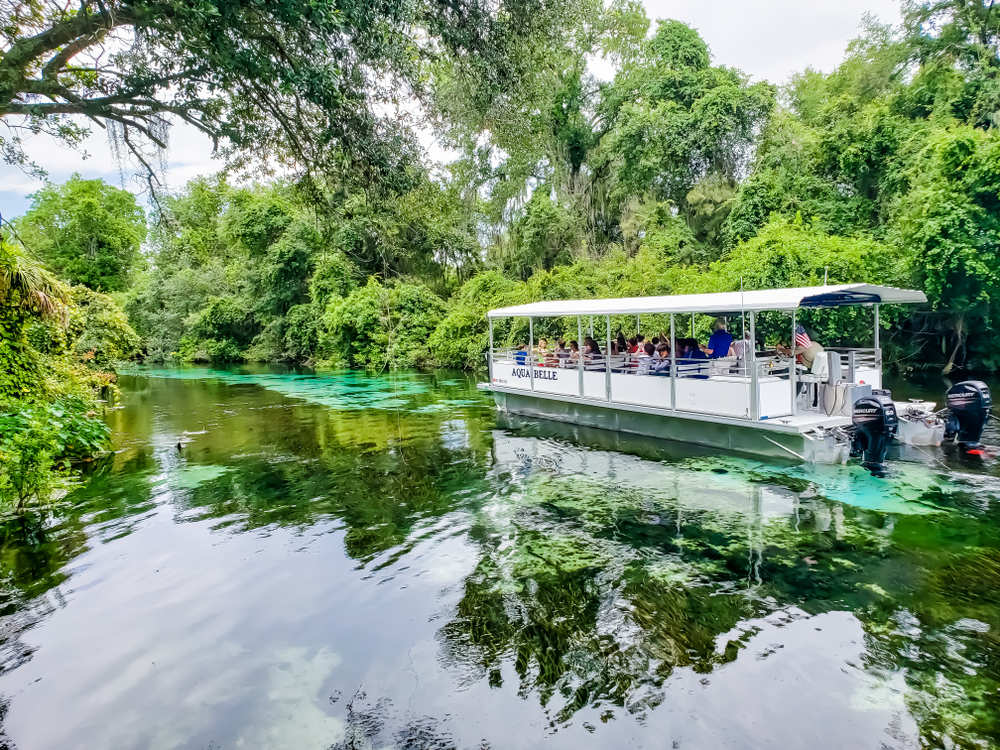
left=528, top=316, right=535, bottom=392
left=605, top=315, right=612, bottom=402
left=488, top=316, right=494, bottom=383
left=690, top=314, right=694, bottom=337
left=637, top=313, right=640, bottom=334
left=749, top=311, right=758, bottom=420
left=874, top=303, right=881, bottom=364
left=577, top=316, right=584, bottom=397
left=790, top=309, right=797, bottom=416
left=589, top=316, right=594, bottom=337
left=670, top=313, right=676, bottom=410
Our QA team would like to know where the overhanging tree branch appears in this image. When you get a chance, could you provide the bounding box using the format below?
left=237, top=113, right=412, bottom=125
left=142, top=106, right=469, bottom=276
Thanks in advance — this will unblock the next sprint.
left=1, top=0, right=578, bottom=194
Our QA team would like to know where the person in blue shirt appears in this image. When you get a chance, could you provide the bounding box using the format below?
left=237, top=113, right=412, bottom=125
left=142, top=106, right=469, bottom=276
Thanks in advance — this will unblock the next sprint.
left=705, top=318, right=734, bottom=359
left=679, top=337, right=709, bottom=378
left=514, top=343, right=529, bottom=365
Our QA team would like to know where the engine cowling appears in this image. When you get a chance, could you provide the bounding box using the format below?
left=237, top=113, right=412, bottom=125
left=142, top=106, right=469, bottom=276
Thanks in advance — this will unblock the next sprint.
left=851, top=391, right=898, bottom=476
left=945, top=380, right=992, bottom=450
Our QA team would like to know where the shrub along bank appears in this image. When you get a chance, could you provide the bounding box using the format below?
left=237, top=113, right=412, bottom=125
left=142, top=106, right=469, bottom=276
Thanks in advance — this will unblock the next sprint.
left=0, top=237, right=140, bottom=513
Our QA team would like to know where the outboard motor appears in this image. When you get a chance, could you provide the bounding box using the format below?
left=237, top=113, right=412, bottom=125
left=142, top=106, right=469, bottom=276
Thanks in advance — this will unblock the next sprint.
left=850, top=390, right=898, bottom=477
left=944, top=380, right=992, bottom=451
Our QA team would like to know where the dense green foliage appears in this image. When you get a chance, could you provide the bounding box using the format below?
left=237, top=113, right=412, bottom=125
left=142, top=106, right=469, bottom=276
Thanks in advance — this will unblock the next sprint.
left=320, top=279, right=447, bottom=369
left=106, top=1, right=999, bottom=373
left=14, top=175, right=147, bottom=292
left=0, top=237, right=131, bottom=512
left=10, top=0, right=1000, bottom=373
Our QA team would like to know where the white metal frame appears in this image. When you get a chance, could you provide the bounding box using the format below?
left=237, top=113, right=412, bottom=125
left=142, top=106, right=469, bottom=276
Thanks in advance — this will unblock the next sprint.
left=486, top=286, right=914, bottom=425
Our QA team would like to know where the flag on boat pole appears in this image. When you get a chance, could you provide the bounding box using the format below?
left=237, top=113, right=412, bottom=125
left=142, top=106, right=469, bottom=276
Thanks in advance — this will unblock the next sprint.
left=795, top=324, right=812, bottom=349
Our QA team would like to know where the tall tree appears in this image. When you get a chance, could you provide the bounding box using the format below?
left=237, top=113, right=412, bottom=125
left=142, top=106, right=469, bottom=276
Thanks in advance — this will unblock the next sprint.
left=900, top=0, right=1000, bottom=128
left=15, top=174, right=146, bottom=292
left=599, top=20, right=775, bottom=208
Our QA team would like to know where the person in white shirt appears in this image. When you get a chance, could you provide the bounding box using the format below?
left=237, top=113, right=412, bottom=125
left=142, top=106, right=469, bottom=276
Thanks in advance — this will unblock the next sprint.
left=636, top=342, right=656, bottom=375
left=732, top=330, right=752, bottom=360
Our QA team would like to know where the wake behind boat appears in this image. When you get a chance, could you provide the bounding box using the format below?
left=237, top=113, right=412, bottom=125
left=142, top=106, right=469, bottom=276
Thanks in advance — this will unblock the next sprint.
left=478, top=284, right=993, bottom=476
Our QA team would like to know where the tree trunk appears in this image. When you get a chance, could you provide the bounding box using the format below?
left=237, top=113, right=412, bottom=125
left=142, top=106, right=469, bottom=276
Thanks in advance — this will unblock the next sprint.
left=942, top=313, right=965, bottom=375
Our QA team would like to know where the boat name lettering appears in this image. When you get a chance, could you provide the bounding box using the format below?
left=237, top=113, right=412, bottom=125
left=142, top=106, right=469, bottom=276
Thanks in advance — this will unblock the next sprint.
left=512, top=367, right=557, bottom=381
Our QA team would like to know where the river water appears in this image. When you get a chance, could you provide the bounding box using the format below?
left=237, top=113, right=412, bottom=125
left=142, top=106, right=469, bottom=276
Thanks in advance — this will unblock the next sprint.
left=2, top=366, right=1000, bottom=749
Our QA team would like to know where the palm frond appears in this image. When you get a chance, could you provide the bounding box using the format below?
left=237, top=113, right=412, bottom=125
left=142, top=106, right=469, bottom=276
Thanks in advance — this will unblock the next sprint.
left=0, top=238, right=70, bottom=318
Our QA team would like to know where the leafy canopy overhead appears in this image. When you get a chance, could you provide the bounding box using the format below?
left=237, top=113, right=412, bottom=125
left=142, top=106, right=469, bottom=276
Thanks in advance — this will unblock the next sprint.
left=0, top=0, right=575, bottom=190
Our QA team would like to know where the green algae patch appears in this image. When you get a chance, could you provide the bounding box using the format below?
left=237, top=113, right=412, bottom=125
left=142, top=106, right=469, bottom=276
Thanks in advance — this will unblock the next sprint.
left=168, top=464, right=232, bottom=489
left=137, top=366, right=460, bottom=412
left=512, top=532, right=611, bottom=578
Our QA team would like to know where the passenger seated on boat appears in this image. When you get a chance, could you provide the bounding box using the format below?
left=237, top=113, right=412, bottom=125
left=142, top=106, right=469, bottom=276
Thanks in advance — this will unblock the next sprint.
left=567, top=340, right=581, bottom=365
left=627, top=337, right=638, bottom=354
left=732, top=330, right=752, bottom=361
left=678, top=338, right=709, bottom=378
left=635, top=342, right=656, bottom=375
left=555, top=341, right=570, bottom=363
left=514, top=343, right=529, bottom=365
left=780, top=325, right=826, bottom=373
left=583, top=338, right=605, bottom=371
left=536, top=338, right=557, bottom=367
left=652, top=343, right=671, bottom=375
left=616, top=332, right=628, bottom=352
left=705, top=318, right=734, bottom=358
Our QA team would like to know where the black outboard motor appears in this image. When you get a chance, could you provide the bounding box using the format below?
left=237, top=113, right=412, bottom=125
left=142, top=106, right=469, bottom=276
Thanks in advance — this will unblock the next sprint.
left=850, top=390, right=898, bottom=477
left=944, top=380, right=992, bottom=451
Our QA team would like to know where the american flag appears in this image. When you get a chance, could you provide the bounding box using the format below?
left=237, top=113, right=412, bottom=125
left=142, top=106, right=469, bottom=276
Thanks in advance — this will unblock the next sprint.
left=795, top=325, right=812, bottom=349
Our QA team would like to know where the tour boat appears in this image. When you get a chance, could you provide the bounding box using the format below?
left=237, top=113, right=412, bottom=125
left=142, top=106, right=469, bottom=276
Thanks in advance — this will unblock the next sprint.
left=478, top=284, right=992, bottom=475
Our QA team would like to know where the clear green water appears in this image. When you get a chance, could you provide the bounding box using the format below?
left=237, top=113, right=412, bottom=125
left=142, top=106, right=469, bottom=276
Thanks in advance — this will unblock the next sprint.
left=2, top=365, right=1000, bottom=749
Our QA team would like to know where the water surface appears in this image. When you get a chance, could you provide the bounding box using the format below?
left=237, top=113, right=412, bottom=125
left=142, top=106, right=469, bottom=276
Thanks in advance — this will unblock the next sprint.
left=2, top=366, right=1000, bottom=749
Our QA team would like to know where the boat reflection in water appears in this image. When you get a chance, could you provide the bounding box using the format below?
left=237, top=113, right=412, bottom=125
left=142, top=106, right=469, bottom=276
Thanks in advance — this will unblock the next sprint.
left=438, top=408, right=1000, bottom=746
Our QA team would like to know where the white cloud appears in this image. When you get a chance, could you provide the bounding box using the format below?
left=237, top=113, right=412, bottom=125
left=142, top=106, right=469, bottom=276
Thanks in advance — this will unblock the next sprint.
left=0, top=0, right=901, bottom=218
left=643, top=0, right=901, bottom=83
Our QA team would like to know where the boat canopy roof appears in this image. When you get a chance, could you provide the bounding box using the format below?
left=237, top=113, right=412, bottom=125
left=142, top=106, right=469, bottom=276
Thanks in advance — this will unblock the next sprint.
left=487, top=283, right=927, bottom=319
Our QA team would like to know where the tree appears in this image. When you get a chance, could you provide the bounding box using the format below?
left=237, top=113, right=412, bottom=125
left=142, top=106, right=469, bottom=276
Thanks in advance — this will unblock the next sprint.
left=428, top=0, right=648, bottom=252
left=600, top=20, right=775, bottom=209
left=0, top=0, right=579, bottom=191
left=900, top=0, right=1000, bottom=128
left=15, top=174, right=146, bottom=292
left=893, top=126, right=1000, bottom=371
left=319, top=278, right=447, bottom=369
left=491, top=190, right=585, bottom=280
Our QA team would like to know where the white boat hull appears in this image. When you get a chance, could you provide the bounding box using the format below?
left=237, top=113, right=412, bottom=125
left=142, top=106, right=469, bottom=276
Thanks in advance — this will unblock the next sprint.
left=489, top=387, right=850, bottom=465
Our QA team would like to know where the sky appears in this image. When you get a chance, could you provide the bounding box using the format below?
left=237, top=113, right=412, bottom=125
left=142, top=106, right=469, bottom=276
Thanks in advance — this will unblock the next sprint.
left=0, top=0, right=901, bottom=219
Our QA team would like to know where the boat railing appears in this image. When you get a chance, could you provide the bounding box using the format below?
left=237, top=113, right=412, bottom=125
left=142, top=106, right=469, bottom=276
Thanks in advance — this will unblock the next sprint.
left=825, top=347, right=881, bottom=367
left=487, top=344, right=886, bottom=422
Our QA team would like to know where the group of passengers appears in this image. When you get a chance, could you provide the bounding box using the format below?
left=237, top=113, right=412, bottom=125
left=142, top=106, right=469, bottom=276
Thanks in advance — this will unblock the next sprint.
left=511, top=317, right=828, bottom=384
left=513, top=319, right=758, bottom=377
